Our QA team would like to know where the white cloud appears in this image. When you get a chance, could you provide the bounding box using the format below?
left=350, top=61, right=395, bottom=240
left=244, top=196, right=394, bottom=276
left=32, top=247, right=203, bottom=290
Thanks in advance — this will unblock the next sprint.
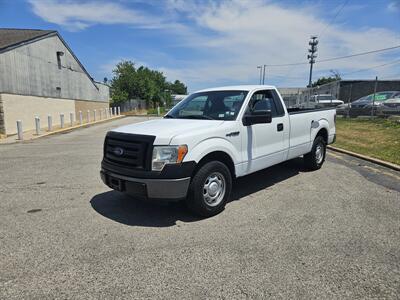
left=29, top=0, right=166, bottom=31
left=388, top=1, right=400, bottom=13
left=159, top=0, right=400, bottom=89
left=31, top=0, right=400, bottom=90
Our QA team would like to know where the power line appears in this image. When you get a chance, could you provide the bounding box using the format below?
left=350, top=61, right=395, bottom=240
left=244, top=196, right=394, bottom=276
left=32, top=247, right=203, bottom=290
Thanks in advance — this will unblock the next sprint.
left=318, top=0, right=349, bottom=38
left=281, top=0, right=348, bottom=79
left=266, top=45, right=400, bottom=67
left=267, top=58, right=400, bottom=80
left=341, top=58, right=400, bottom=76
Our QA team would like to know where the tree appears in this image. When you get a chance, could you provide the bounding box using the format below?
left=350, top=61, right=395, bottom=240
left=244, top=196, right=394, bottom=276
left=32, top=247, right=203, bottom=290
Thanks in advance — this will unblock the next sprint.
left=168, top=80, right=187, bottom=94
left=109, top=60, right=187, bottom=108
left=312, top=70, right=341, bottom=87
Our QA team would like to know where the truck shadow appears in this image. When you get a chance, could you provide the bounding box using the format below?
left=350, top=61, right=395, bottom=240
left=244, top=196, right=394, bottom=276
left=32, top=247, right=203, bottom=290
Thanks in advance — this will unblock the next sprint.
left=90, top=158, right=305, bottom=227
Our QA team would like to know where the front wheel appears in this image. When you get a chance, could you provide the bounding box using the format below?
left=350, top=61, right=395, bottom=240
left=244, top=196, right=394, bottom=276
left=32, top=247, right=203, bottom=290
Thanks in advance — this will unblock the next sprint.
left=186, top=161, right=232, bottom=217
left=304, top=136, right=326, bottom=171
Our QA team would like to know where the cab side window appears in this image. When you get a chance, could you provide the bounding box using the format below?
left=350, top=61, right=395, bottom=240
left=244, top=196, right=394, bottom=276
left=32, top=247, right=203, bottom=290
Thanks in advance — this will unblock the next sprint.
left=248, top=90, right=278, bottom=117
left=271, top=90, right=285, bottom=116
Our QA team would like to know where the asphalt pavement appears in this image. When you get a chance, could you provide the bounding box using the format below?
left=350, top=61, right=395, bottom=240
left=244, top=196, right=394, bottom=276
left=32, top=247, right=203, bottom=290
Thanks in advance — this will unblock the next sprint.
left=0, top=116, right=399, bottom=299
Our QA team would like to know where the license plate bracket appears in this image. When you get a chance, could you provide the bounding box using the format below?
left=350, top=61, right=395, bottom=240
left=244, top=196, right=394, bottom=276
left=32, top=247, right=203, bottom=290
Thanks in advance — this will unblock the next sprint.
left=108, top=176, right=125, bottom=192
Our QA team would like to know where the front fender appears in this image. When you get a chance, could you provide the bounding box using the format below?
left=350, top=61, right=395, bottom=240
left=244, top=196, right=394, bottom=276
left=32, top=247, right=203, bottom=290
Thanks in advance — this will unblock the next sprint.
left=183, top=137, right=240, bottom=165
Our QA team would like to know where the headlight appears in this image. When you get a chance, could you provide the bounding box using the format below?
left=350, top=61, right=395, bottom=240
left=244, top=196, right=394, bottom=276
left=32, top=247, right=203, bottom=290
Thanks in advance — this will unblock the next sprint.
left=152, top=145, right=188, bottom=171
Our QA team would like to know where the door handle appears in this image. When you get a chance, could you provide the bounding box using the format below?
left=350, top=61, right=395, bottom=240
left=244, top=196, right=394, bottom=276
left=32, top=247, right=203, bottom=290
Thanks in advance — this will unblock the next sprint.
left=277, top=123, right=284, bottom=132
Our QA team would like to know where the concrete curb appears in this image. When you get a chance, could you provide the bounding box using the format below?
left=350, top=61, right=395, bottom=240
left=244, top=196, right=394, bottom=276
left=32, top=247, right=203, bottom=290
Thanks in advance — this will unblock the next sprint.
left=2, top=115, right=125, bottom=144
left=327, top=145, right=400, bottom=172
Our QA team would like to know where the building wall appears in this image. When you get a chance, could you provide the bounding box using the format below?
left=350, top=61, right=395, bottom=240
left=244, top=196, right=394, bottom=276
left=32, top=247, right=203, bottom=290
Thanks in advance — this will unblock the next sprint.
left=75, top=100, right=109, bottom=122
left=1, top=93, right=75, bottom=135
left=312, top=80, right=400, bottom=103
left=339, top=81, right=400, bottom=103
left=1, top=93, right=109, bottom=135
left=0, top=34, right=109, bottom=102
left=0, top=94, right=5, bottom=135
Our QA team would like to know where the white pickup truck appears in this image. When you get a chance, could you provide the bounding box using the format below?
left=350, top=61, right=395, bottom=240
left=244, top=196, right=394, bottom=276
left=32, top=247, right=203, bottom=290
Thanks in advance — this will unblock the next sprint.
left=101, top=85, right=336, bottom=216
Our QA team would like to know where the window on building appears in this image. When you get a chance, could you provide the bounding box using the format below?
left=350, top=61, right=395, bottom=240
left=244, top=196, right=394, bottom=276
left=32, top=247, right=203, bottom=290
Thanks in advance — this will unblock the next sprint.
left=56, top=51, right=64, bottom=69
left=56, top=87, right=61, bottom=97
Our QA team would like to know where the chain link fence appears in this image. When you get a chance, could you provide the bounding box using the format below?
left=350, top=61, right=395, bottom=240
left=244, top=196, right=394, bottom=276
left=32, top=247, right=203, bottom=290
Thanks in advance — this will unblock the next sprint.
left=279, top=79, right=400, bottom=118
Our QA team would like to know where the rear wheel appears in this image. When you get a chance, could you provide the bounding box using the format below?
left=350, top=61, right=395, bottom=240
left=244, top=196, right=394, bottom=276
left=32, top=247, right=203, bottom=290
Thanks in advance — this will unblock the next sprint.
left=304, top=135, right=326, bottom=170
left=186, top=161, right=232, bottom=217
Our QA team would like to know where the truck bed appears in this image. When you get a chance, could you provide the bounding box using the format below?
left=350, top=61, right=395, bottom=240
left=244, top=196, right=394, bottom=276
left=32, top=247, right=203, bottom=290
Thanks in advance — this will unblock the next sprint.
left=287, top=107, right=336, bottom=160
left=287, top=107, right=336, bottom=114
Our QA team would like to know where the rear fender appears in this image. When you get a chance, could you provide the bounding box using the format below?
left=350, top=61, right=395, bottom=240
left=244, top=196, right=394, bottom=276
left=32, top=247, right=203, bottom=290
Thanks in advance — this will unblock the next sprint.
left=311, top=118, right=329, bottom=142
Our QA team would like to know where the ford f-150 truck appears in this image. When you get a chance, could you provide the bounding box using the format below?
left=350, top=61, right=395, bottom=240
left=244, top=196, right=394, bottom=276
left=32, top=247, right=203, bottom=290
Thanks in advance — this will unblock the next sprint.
left=101, top=85, right=336, bottom=216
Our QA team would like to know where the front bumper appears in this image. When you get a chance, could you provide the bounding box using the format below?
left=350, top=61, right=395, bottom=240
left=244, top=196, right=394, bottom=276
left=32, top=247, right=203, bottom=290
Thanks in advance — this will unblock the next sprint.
left=100, top=170, right=191, bottom=200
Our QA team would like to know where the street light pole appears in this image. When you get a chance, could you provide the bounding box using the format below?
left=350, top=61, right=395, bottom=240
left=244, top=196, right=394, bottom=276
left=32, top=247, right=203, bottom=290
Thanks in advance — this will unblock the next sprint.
left=257, top=66, right=262, bottom=84
left=307, top=36, right=318, bottom=87
left=262, top=64, right=266, bottom=85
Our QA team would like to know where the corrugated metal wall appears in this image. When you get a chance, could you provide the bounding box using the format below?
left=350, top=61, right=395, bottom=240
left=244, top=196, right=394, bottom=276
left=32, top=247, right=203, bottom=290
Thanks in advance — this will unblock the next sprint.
left=0, top=35, right=109, bottom=102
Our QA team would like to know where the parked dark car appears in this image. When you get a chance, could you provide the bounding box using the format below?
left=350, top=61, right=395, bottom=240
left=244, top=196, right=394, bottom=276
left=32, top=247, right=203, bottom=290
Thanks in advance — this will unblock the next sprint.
left=351, top=91, right=400, bottom=108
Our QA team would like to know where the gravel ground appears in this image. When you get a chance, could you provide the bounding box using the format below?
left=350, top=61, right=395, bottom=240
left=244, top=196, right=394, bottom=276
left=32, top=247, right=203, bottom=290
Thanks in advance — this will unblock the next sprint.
left=0, top=116, right=399, bottom=299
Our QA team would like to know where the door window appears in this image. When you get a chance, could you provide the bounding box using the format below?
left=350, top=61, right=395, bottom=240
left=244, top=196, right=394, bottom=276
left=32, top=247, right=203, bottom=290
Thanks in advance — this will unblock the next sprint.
left=248, top=90, right=278, bottom=117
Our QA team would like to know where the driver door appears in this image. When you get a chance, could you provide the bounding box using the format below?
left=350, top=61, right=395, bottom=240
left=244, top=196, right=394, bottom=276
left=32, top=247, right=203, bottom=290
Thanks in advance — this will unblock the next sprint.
left=241, top=89, right=288, bottom=174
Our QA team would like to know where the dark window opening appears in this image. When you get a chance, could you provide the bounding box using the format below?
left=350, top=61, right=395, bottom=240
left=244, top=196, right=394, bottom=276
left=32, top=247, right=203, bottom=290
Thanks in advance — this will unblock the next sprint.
left=56, top=51, right=64, bottom=69
left=247, top=90, right=284, bottom=117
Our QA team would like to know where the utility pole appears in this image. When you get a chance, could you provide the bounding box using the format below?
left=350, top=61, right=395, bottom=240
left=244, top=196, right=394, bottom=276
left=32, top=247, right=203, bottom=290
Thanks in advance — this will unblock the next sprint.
left=307, top=36, right=318, bottom=87
left=262, top=64, right=266, bottom=84
left=257, top=66, right=262, bottom=84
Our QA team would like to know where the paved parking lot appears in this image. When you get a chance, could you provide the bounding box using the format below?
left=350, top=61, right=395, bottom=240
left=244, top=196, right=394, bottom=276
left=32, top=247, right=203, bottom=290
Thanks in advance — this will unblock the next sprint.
left=1, top=117, right=399, bottom=299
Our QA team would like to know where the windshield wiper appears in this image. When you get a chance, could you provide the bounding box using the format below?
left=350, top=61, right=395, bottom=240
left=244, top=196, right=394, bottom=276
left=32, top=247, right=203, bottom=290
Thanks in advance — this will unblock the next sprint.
left=164, top=114, right=175, bottom=118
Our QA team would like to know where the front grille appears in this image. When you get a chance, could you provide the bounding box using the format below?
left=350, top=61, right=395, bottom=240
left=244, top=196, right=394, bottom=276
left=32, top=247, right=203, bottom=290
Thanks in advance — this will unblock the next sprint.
left=103, top=131, right=155, bottom=171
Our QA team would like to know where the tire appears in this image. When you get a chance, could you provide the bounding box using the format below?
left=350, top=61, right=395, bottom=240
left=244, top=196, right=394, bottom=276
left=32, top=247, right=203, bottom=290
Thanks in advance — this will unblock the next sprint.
left=186, top=161, right=232, bottom=217
left=304, top=135, right=326, bottom=171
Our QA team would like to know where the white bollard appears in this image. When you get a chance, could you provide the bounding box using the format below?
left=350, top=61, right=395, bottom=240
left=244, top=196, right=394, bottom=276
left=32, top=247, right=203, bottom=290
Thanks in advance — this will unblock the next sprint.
left=70, top=112, right=74, bottom=127
left=87, top=110, right=90, bottom=123
left=94, top=109, right=97, bottom=121
left=35, top=116, right=40, bottom=135
left=17, top=120, right=23, bottom=140
left=118, top=106, right=121, bottom=115
left=100, top=109, right=103, bottom=120
left=47, top=115, right=52, bottom=131
left=60, top=113, right=64, bottom=128
left=157, top=106, right=160, bottom=116
left=113, top=107, right=117, bottom=116
left=109, top=108, right=112, bottom=117
left=79, top=111, right=83, bottom=125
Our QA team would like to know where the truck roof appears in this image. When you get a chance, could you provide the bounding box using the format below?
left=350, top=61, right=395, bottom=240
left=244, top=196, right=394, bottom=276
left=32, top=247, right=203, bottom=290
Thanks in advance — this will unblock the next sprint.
left=196, top=85, right=276, bottom=93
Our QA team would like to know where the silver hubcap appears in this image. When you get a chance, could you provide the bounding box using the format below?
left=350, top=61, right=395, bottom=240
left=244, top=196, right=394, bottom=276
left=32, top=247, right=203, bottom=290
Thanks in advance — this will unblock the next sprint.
left=315, top=143, right=324, bottom=164
left=203, top=172, right=226, bottom=207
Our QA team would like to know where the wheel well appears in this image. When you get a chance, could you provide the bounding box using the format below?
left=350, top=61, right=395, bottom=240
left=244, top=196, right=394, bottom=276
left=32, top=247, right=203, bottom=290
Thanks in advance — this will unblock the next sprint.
left=196, top=151, right=236, bottom=178
left=316, top=128, right=328, bottom=143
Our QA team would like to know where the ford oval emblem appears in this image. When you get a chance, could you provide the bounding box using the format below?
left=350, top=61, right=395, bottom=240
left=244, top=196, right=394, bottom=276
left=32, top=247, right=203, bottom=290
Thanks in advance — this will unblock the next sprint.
left=113, top=147, right=124, bottom=156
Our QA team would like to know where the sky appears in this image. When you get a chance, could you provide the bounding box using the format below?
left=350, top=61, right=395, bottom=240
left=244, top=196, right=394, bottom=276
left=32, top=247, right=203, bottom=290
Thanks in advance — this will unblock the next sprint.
left=1, top=0, right=400, bottom=92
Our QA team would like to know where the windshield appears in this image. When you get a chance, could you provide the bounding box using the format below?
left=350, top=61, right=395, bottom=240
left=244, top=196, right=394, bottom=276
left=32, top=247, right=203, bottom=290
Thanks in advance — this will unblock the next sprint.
left=165, top=90, right=248, bottom=120
left=358, top=92, right=397, bottom=102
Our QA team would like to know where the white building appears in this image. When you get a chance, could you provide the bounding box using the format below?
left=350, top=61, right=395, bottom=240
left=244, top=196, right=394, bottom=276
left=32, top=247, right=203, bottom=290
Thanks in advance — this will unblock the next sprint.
left=0, top=28, right=109, bottom=135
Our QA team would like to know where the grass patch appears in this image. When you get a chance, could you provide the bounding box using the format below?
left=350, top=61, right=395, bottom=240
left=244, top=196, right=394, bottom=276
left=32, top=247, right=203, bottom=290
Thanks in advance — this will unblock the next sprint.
left=335, top=117, right=400, bottom=165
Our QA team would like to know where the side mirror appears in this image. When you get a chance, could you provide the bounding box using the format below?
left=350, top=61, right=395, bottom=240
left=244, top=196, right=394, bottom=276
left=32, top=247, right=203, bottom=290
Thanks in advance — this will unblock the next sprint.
left=243, top=110, right=272, bottom=126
